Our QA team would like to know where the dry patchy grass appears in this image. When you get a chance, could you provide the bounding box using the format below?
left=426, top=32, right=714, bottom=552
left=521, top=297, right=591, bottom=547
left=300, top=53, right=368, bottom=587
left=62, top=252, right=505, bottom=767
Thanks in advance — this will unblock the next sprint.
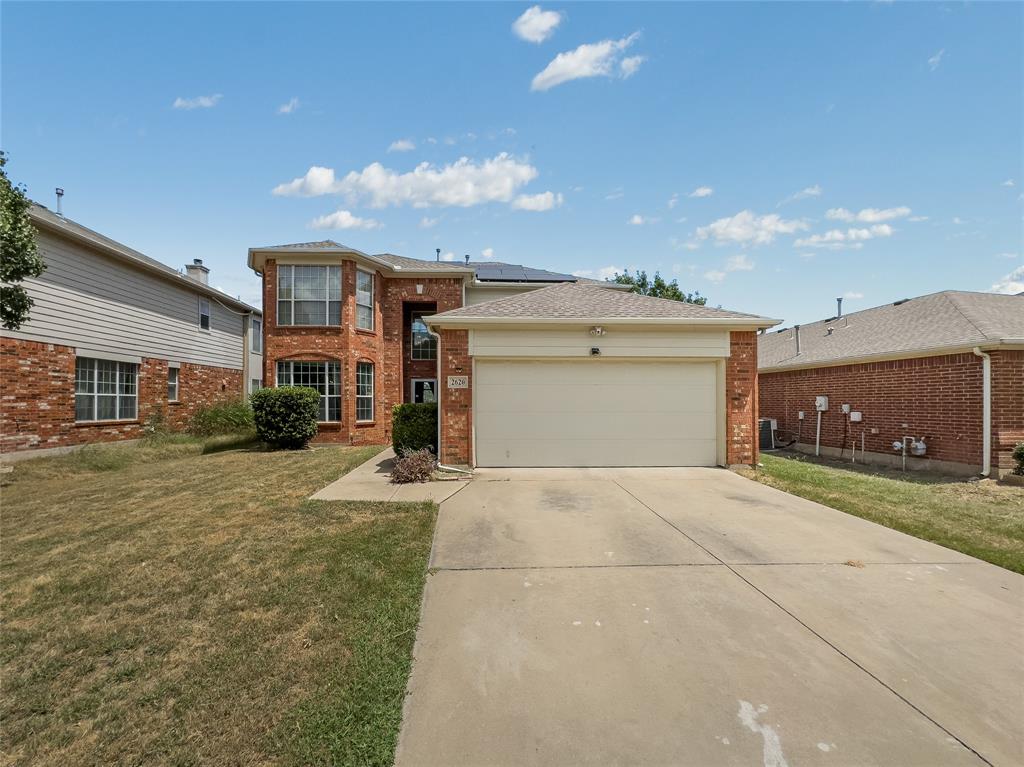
left=739, top=452, right=1024, bottom=573
left=1, top=439, right=435, bottom=766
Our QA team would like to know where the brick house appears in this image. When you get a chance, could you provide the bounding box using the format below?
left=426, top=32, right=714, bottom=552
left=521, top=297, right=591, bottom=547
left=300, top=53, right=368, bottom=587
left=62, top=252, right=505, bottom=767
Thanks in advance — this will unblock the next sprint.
left=758, top=291, right=1024, bottom=477
left=249, top=241, right=777, bottom=468
left=0, top=204, right=262, bottom=457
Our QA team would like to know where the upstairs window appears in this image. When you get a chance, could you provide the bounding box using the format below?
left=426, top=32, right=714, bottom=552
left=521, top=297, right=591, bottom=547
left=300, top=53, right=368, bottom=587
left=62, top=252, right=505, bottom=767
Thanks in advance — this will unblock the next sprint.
left=168, top=367, right=179, bottom=402
left=356, top=269, right=374, bottom=330
left=251, top=318, right=262, bottom=353
left=199, top=298, right=211, bottom=330
left=75, top=357, right=138, bottom=421
left=411, top=312, right=437, bottom=360
left=356, top=362, right=374, bottom=422
left=277, top=265, right=341, bottom=326
left=276, top=360, right=341, bottom=422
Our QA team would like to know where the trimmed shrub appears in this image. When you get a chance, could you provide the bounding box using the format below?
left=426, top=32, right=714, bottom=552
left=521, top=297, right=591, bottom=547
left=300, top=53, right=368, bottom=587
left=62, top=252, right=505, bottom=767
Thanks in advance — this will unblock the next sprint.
left=390, top=448, right=437, bottom=484
left=189, top=399, right=255, bottom=436
left=1013, top=442, right=1024, bottom=476
left=251, top=387, right=319, bottom=449
left=392, top=403, right=437, bottom=454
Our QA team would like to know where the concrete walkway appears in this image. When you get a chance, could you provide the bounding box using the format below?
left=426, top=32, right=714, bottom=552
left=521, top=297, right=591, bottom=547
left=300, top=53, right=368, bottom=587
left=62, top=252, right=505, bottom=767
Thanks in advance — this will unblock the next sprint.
left=395, top=467, right=1023, bottom=766
left=310, top=447, right=469, bottom=502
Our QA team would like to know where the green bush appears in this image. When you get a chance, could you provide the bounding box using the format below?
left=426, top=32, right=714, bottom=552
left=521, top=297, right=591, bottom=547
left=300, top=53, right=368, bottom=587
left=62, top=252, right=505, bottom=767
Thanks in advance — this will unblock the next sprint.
left=392, top=403, right=437, bottom=454
left=251, top=387, right=319, bottom=449
left=1013, top=442, right=1024, bottom=476
left=189, top=399, right=255, bottom=437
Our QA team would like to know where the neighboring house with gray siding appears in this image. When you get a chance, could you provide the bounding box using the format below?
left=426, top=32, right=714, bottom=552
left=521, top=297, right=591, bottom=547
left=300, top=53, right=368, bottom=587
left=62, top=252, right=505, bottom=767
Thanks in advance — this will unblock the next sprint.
left=0, top=204, right=261, bottom=456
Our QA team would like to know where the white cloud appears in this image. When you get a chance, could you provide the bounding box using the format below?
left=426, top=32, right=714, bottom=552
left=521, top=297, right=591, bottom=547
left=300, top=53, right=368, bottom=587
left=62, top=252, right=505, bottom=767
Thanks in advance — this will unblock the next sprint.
left=996, top=252, right=1018, bottom=259
left=439, top=251, right=457, bottom=262
left=928, top=48, right=945, bottom=71
left=991, top=265, right=1024, bottom=295
left=667, top=193, right=679, bottom=209
left=1002, top=179, right=1016, bottom=187
left=696, top=210, right=808, bottom=246
left=826, top=206, right=911, bottom=223
left=419, top=216, right=438, bottom=228
left=952, top=216, right=966, bottom=225
left=777, top=184, right=822, bottom=207
left=310, top=209, right=382, bottom=230
left=725, top=254, right=755, bottom=272
left=908, top=215, right=929, bottom=222
left=689, top=186, right=713, bottom=198
left=572, top=265, right=621, bottom=281
left=512, top=191, right=563, bottom=211
left=619, top=55, right=646, bottom=78
left=277, top=97, right=300, bottom=115
left=481, top=247, right=495, bottom=259
left=843, top=291, right=864, bottom=299
left=512, top=5, right=563, bottom=43
left=273, top=153, right=539, bottom=208
left=794, top=224, right=893, bottom=249
left=172, top=94, right=222, bottom=110
left=704, top=270, right=726, bottom=283
left=388, top=138, right=416, bottom=153
left=531, top=32, right=642, bottom=91
left=605, top=188, right=624, bottom=200
left=628, top=213, right=658, bottom=225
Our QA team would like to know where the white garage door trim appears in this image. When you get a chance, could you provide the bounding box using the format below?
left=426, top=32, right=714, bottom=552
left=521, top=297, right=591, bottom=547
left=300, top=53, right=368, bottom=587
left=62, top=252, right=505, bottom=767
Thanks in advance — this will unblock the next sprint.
left=472, top=358, right=726, bottom=468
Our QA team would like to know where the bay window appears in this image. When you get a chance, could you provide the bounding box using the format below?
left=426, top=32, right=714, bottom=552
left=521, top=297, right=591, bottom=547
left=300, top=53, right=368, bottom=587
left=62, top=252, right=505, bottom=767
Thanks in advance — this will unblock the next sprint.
left=276, top=361, right=341, bottom=422
left=356, top=269, right=374, bottom=330
left=356, top=362, right=374, bottom=422
left=277, top=265, right=342, bottom=326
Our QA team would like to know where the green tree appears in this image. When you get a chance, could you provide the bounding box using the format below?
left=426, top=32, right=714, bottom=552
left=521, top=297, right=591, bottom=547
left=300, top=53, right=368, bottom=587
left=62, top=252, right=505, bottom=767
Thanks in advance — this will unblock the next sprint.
left=611, top=269, right=706, bottom=304
left=1, top=152, right=45, bottom=330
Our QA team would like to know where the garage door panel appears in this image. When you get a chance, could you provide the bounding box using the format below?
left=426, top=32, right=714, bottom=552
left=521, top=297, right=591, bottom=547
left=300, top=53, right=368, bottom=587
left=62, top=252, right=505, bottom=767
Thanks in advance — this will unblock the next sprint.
left=474, top=360, right=720, bottom=467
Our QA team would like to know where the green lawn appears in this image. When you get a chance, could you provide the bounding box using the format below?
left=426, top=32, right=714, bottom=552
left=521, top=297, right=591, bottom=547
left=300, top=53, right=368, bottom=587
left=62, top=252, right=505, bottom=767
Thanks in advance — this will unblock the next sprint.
left=1, top=437, right=435, bottom=766
left=738, top=452, right=1024, bottom=573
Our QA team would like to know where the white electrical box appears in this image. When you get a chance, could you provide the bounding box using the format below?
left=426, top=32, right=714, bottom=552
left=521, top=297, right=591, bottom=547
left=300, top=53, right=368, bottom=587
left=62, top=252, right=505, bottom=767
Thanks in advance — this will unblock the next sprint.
left=841, top=403, right=851, bottom=414
left=815, top=396, right=829, bottom=412
left=797, top=410, right=805, bottom=420
left=850, top=411, right=863, bottom=422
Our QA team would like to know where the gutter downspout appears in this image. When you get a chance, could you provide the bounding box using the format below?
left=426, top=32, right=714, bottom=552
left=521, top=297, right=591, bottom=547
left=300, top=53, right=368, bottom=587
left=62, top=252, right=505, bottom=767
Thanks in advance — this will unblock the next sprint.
left=972, top=347, right=992, bottom=478
left=427, top=324, right=473, bottom=475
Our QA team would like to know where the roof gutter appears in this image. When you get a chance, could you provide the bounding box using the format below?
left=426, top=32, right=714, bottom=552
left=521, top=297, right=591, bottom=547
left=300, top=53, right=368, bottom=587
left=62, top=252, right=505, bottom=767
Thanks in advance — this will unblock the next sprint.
left=427, top=315, right=781, bottom=330
left=973, top=347, right=992, bottom=478
left=247, top=247, right=475, bottom=277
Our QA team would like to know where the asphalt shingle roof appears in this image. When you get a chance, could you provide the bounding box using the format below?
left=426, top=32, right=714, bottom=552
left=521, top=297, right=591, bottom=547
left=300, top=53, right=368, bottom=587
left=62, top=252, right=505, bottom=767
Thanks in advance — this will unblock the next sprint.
left=758, top=290, right=1024, bottom=370
left=432, top=281, right=769, bottom=321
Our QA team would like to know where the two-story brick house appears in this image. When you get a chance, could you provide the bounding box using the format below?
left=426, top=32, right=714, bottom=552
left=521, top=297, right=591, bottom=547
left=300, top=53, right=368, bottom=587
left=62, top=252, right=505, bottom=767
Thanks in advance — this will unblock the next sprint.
left=250, top=240, right=778, bottom=469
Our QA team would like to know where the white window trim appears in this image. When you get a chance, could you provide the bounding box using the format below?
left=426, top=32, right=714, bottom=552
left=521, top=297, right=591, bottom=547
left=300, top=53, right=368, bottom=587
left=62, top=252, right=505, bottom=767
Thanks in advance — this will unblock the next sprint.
left=276, top=264, right=342, bottom=327
left=356, top=269, right=374, bottom=331
left=168, top=367, right=180, bottom=403
left=410, top=378, right=437, bottom=404
left=356, top=362, right=375, bottom=422
left=75, top=357, right=139, bottom=423
left=275, top=360, right=342, bottom=423
left=199, top=298, right=211, bottom=331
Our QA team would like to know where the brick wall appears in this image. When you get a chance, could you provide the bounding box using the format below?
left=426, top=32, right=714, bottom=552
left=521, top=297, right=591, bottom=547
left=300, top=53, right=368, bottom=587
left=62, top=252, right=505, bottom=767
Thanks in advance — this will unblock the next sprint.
left=759, top=352, right=986, bottom=469
left=262, top=258, right=463, bottom=446
left=725, top=331, right=759, bottom=466
left=990, top=350, right=1024, bottom=474
left=1, top=336, right=242, bottom=455
left=438, top=329, right=472, bottom=466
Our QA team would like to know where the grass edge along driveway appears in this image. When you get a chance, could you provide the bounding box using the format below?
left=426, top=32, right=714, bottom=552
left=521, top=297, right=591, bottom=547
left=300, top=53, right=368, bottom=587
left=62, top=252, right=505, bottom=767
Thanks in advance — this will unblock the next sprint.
left=737, top=451, right=1023, bottom=574
left=1, top=438, right=435, bottom=767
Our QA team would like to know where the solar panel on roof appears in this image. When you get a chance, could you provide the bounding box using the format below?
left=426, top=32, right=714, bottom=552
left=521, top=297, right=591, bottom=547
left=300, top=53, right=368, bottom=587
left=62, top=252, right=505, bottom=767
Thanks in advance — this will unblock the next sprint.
left=474, top=263, right=577, bottom=283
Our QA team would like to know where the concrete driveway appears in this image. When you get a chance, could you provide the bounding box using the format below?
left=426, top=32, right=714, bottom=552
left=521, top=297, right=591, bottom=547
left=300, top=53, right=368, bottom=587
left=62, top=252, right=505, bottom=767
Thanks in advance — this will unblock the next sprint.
left=395, top=468, right=1023, bottom=767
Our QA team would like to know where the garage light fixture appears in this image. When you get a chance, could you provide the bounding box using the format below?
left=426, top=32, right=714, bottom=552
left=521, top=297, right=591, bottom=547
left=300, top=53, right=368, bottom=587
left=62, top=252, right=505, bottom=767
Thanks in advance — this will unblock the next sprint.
left=589, top=326, right=605, bottom=336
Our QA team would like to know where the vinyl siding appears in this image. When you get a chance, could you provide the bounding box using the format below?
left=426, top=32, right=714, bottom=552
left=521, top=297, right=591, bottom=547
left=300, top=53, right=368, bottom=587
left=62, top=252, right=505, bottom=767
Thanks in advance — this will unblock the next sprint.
left=4, top=230, right=247, bottom=369
left=469, top=327, right=730, bottom=358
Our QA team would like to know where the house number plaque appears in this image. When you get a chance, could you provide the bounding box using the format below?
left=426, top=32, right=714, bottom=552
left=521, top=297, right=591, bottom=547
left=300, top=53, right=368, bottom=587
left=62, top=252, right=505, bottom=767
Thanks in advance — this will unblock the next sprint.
left=447, top=375, right=469, bottom=389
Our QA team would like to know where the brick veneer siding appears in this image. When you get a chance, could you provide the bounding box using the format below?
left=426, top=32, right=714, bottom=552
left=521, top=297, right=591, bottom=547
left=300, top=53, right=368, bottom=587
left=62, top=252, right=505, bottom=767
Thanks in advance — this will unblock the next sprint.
left=990, top=350, right=1024, bottom=474
left=262, top=258, right=463, bottom=446
left=758, top=352, right=996, bottom=471
left=438, top=329, right=472, bottom=466
left=0, top=336, right=243, bottom=454
left=725, top=331, right=759, bottom=466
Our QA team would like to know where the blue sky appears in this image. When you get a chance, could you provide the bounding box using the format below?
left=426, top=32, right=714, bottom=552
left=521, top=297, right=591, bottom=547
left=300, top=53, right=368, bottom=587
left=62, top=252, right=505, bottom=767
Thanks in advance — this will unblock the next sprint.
left=3, top=1, right=1022, bottom=323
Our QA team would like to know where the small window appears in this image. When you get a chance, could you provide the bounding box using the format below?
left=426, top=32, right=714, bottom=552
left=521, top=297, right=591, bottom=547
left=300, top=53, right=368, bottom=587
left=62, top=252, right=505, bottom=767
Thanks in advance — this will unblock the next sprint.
left=276, top=360, right=341, bottom=422
left=75, top=357, right=138, bottom=421
left=168, top=367, right=179, bottom=402
left=356, top=270, right=374, bottom=330
left=412, top=379, right=436, bottom=404
left=411, top=312, right=437, bottom=360
left=356, top=362, right=374, bottom=422
left=251, top=318, right=262, bottom=353
left=276, top=265, right=341, bottom=326
left=250, top=378, right=262, bottom=394
left=199, top=298, right=211, bottom=330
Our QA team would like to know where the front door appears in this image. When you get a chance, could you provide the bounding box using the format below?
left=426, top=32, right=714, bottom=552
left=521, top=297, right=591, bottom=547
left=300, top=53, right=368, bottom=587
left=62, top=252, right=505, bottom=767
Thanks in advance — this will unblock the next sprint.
left=411, top=378, right=437, bottom=404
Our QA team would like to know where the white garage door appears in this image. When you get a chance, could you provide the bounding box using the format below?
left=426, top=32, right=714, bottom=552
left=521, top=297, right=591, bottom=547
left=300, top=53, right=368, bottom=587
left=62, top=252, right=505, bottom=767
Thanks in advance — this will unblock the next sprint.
left=474, top=360, right=719, bottom=467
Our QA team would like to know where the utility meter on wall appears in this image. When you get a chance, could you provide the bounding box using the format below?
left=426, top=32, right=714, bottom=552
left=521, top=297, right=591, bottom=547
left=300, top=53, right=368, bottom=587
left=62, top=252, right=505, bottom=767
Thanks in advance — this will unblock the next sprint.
left=814, top=396, right=829, bottom=411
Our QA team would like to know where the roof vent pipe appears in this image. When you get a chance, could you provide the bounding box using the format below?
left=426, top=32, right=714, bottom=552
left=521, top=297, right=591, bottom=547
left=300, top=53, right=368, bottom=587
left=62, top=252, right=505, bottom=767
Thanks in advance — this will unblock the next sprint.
left=185, top=257, right=210, bottom=285
left=436, top=247, right=441, bottom=262
left=836, top=297, right=843, bottom=319
left=55, top=188, right=64, bottom=217
left=464, top=254, right=470, bottom=265
left=794, top=324, right=801, bottom=355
